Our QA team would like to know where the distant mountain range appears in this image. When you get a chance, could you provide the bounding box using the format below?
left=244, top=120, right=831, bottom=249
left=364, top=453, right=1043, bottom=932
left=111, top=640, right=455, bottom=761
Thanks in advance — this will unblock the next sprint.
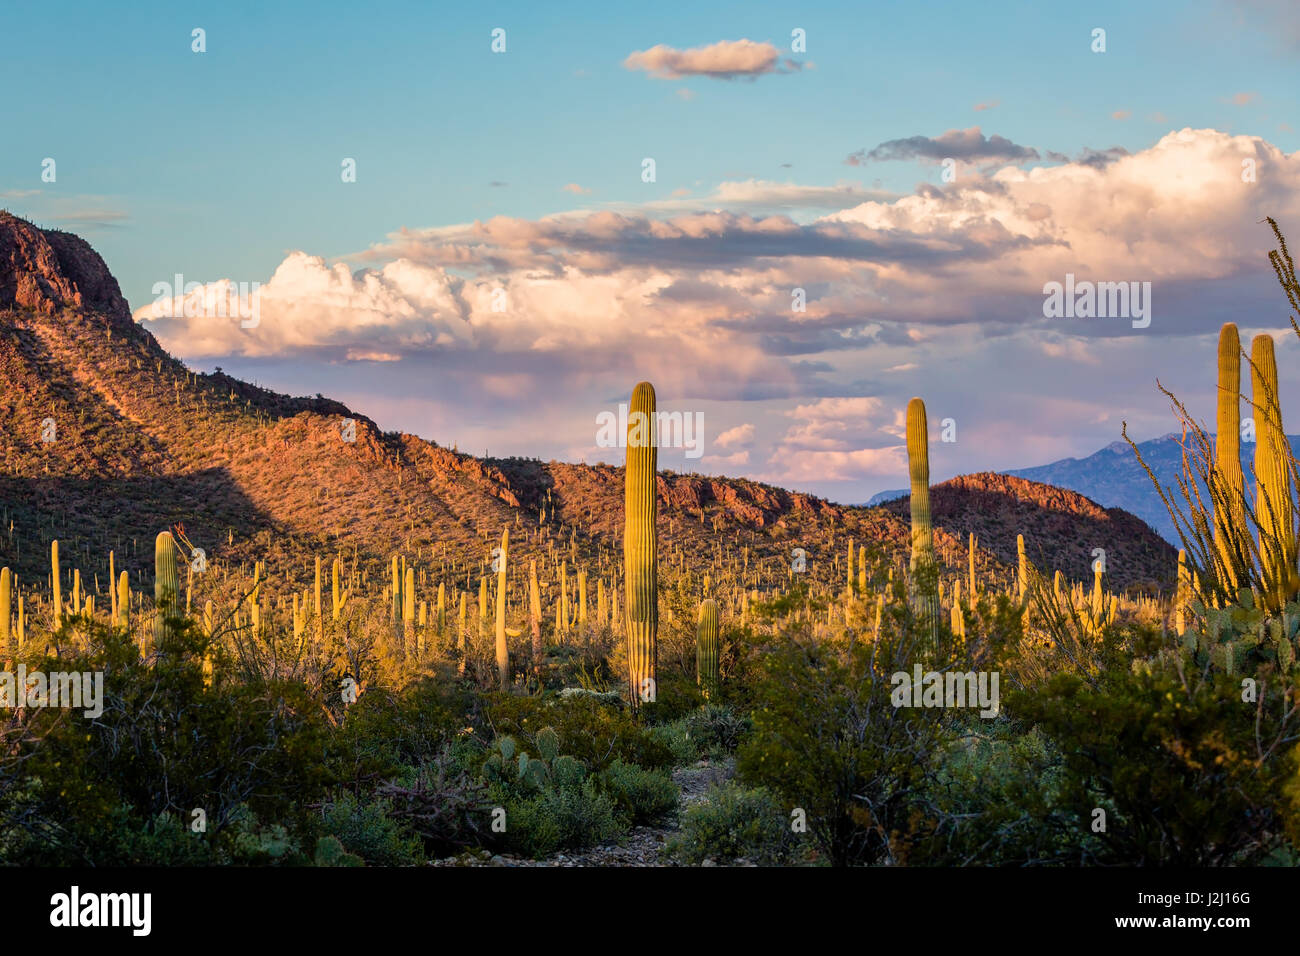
left=867, top=433, right=1300, bottom=546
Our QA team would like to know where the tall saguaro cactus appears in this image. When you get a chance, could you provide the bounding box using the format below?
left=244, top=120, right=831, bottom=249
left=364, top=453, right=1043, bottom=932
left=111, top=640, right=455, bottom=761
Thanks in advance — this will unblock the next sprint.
left=153, top=531, right=180, bottom=651
left=624, top=381, right=659, bottom=706
left=1016, top=534, right=1029, bottom=604
left=1215, top=323, right=1247, bottom=592
left=404, top=566, right=416, bottom=657
left=906, top=397, right=940, bottom=648
left=0, top=567, right=11, bottom=656
left=1251, top=333, right=1297, bottom=609
left=495, top=527, right=509, bottom=688
left=696, top=598, right=720, bottom=700
left=529, top=558, right=542, bottom=679
left=51, top=540, right=62, bottom=630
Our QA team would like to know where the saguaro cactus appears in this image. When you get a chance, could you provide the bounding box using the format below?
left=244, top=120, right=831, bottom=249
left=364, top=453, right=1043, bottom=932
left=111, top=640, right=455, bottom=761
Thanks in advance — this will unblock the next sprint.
left=1215, top=323, right=1247, bottom=592
left=495, top=527, right=509, bottom=688
left=153, top=531, right=180, bottom=650
left=624, top=381, right=659, bottom=705
left=0, top=567, right=10, bottom=655
left=117, top=571, right=130, bottom=631
left=906, top=397, right=940, bottom=647
left=404, top=566, right=416, bottom=657
left=1252, top=333, right=1297, bottom=609
left=968, top=532, right=978, bottom=604
left=51, top=539, right=62, bottom=630
left=529, top=559, right=542, bottom=677
left=696, top=598, right=720, bottom=699
left=1013, top=535, right=1024, bottom=600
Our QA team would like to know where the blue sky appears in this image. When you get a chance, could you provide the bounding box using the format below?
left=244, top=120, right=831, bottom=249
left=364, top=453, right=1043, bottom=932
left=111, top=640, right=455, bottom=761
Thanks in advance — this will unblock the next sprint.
left=2, top=0, right=1298, bottom=502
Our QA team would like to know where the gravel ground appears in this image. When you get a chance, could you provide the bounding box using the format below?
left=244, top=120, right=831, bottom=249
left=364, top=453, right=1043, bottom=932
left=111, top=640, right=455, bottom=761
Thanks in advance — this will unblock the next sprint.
left=430, top=759, right=735, bottom=868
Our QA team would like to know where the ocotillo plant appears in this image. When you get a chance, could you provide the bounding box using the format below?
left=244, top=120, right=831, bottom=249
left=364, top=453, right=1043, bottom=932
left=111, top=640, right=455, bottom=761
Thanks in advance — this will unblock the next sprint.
left=696, top=597, right=720, bottom=699
left=153, top=531, right=180, bottom=650
left=624, top=381, right=659, bottom=706
left=906, top=397, right=940, bottom=648
left=496, top=528, right=509, bottom=688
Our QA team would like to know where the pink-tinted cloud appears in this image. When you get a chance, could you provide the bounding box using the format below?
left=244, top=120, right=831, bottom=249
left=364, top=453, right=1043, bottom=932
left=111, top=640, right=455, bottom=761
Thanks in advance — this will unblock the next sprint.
left=623, top=39, right=800, bottom=80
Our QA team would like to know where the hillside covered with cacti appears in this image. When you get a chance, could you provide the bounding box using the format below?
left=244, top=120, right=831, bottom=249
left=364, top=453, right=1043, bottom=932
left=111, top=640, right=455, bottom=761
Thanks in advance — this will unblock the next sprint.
left=2, top=210, right=1287, bottom=875
left=0, top=211, right=1171, bottom=642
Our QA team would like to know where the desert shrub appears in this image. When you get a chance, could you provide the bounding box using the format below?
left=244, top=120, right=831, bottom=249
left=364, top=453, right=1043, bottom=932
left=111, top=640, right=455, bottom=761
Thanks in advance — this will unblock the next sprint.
left=327, top=676, right=478, bottom=790
left=648, top=720, right=699, bottom=767
left=736, top=620, right=953, bottom=867
left=478, top=730, right=621, bottom=858
left=378, top=748, right=497, bottom=858
left=637, top=671, right=705, bottom=723
left=312, top=835, right=364, bottom=866
left=1010, top=662, right=1300, bottom=865
left=0, top=621, right=332, bottom=865
left=502, top=777, right=620, bottom=859
left=598, top=759, right=678, bottom=826
left=668, top=783, right=790, bottom=865
left=483, top=693, right=673, bottom=771
left=684, top=704, right=752, bottom=757
left=904, top=724, right=1089, bottom=866
left=318, top=791, right=422, bottom=866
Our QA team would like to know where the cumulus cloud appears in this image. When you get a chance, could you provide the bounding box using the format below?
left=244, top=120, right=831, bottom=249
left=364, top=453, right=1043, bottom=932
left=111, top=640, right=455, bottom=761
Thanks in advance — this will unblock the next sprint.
left=140, top=128, right=1300, bottom=492
left=562, top=183, right=591, bottom=195
left=846, top=127, right=1040, bottom=165
left=715, top=423, right=755, bottom=448
left=623, top=39, right=800, bottom=80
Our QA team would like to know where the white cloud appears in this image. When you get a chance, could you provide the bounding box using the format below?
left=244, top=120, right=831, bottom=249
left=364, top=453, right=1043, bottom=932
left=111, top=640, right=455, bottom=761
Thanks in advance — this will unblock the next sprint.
left=135, top=128, right=1300, bottom=494
left=715, top=423, right=755, bottom=447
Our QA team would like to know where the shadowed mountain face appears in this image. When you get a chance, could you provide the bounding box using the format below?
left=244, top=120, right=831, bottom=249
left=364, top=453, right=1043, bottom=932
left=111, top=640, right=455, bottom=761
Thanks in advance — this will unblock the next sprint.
left=877, top=473, right=1176, bottom=593
left=0, top=211, right=1171, bottom=594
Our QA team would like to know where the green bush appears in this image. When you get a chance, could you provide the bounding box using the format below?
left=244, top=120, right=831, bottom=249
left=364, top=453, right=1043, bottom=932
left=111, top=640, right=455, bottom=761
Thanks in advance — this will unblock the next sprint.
left=498, top=778, right=620, bottom=859
left=685, top=705, right=752, bottom=757
left=1008, top=663, right=1300, bottom=865
left=313, top=835, right=364, bottom=867
left=668, top=783, right=789, bottom=865
left=0, top=621, right=332, bottom=865
left=736, top=624, right=952, bottom=866
left=598, top=760, right=678, bottom=826
left=648, top=720, right=699, bottom=767
left=484, top=693, right=674, bottom=771
left=319, top=792, right=422, bottom=866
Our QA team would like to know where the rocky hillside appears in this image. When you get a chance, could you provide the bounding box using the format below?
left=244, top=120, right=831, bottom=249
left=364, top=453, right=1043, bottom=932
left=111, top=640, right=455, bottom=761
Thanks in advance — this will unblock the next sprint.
left=0, top=210, right=1172, bottom=596
left=878, top=472, right=1176, bottom=592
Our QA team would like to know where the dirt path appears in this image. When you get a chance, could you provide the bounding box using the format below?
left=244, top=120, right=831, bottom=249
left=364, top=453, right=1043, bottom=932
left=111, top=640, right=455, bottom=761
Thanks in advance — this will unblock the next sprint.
left=431, top=759, right=734, bottom=867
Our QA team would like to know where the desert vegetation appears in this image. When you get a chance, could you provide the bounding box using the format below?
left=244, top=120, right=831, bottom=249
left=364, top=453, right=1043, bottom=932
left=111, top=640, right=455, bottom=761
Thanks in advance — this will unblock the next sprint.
left=0, top=220, right=1297, bottom=868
